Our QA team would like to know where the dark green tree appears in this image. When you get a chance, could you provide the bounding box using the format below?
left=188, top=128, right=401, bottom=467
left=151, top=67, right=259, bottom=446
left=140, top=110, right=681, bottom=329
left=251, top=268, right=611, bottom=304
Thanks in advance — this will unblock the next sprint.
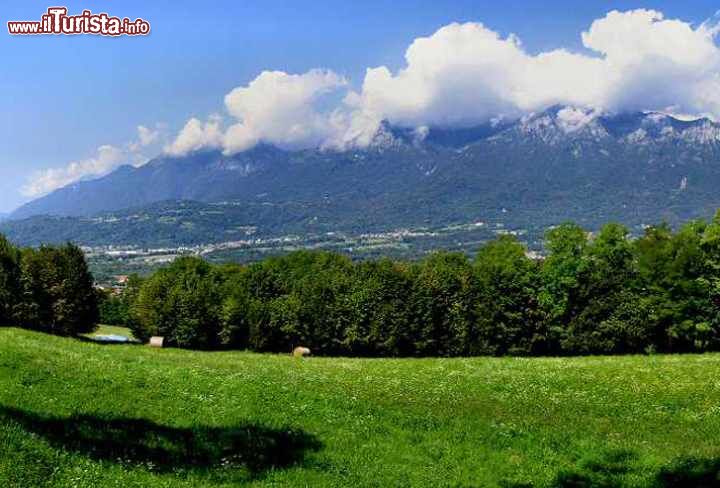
left=407, top=252, right=476, bottom=356
left=637, top=220, right=715, bottom=352
left=17, top=244, right=98, bottom=335
left=340, top=259, right=412, bottom=356
left=473, top=235, right=541, bottom=355
left=131, top=257, right=224, bottom=348
left=0, top=235, right=21, bottom=326
left=539, top=223, right=589, bottom=353
left=561, top=223, right=641, bottom=354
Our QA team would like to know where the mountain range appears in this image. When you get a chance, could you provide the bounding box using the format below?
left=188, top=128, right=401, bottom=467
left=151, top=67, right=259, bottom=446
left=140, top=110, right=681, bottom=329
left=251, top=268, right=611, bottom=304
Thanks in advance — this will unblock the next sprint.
left=5, top=105, right=720, bottom=247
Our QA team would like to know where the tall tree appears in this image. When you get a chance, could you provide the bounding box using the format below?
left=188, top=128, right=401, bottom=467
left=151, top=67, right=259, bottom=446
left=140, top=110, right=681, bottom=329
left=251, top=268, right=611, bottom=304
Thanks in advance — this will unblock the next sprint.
left=473, top=235, right=541, bottom=355
left=0, top=235, right=21, bottom=326
left=408, top=252, right=476, bottom=356
left=132, top=257, right=223, bottom=348
left=16, top=244, right=98, bottom=335
left=539, top=223, right=589, bottom=353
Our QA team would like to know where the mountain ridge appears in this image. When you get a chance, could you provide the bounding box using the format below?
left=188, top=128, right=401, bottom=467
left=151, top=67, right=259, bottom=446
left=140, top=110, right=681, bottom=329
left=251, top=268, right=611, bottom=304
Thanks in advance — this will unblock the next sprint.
left=15, top=106, right=720, bottom=221
left=7, top=106, right=720, bottom=248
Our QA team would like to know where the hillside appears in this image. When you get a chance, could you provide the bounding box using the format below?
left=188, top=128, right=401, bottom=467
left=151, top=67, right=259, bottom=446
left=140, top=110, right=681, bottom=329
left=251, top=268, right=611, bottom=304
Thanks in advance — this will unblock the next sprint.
left=2, top=327, right=720, bottom=487
left=7, top=107, right=720, bottom=248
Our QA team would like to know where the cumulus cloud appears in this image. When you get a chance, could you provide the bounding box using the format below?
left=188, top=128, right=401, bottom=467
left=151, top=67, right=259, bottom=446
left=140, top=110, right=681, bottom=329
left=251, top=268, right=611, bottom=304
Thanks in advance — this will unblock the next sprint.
left=164, top=116, right=224, bottom=156
left=137, top=125, right=161, bottom=146
left=355, top=10, right=720, bottom=129
left=165, top=70, right=348, bottom=156
left=128, top=124, right=166, bottom=158
left=22, top=145, right=126, bottom=197
left=222, top=69, right=347, bottom=154
left=162, top=9, right=720, bottom=156
left=352, top=23, right=604, bottom=129
left=582, top=9, right=720, bottom=114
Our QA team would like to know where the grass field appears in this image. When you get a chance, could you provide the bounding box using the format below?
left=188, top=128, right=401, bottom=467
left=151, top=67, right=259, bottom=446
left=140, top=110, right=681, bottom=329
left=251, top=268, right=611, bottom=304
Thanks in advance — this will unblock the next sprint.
left=2, top=327, right=720, bottom=487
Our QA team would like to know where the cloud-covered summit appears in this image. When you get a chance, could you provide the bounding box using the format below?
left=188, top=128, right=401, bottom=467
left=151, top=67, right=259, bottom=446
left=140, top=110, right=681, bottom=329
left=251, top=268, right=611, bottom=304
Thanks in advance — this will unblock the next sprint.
left=164, top=9, right=720, bottom=157
left=26, top=9, right=720, bottom=193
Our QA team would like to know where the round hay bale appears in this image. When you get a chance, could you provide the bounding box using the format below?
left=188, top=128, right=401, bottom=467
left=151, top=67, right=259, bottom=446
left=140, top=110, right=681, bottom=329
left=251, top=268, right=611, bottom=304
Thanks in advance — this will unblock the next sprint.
left=293, top=346, right=311, bottom=358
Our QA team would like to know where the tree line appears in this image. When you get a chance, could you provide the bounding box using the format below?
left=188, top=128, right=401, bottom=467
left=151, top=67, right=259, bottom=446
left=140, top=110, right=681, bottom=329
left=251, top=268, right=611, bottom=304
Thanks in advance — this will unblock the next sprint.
left=100, top=212, right=720, bottom=356
left=0, top=238, right=98, bottom=335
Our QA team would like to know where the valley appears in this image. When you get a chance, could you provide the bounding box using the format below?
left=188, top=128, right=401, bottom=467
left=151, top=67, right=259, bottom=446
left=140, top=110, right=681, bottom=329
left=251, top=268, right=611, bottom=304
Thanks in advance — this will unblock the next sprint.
left=85, top=218, right=533, bottom=285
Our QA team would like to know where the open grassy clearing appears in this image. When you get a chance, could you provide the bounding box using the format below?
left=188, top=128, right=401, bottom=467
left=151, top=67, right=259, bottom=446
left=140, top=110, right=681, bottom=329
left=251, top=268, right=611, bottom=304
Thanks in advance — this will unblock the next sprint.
left=1, top=327, right=720, bottom=487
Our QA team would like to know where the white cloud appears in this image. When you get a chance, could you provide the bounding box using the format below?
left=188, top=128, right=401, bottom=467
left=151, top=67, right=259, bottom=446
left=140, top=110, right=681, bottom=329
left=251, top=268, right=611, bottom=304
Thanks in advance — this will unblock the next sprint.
left=137, top=125, right=160, bottom=146
left=24, top=123, right=167, bottom=197
left=222, top=69, right=347, bottom=154
left=128, top=124, right=165, bottom=156
left=354, top=11, right=720, bottom=129
left=165, top=69, right=348, bottom=156
left=582, top=9, right=720, bottom=114
left=47, top=8, right=718, bottom=177
left=352, top=22, right=604, bottom=129
left=22, top=145, right=126, bottom=197
left=164, top=116, right=224, bottom=156
left=164, top=9, right=720, bottom=155
left=321, top=102, right=383, bottom=150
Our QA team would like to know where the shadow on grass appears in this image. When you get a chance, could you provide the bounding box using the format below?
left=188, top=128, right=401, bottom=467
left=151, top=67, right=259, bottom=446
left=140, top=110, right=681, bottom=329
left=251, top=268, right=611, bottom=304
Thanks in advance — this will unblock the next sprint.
left=551, top=449, right=638, bottom=488
left=542, top=449, right=720, bottom=488
left=0, top=405, right=321, bottom=482
left=655, top=457, right=720, bottom=487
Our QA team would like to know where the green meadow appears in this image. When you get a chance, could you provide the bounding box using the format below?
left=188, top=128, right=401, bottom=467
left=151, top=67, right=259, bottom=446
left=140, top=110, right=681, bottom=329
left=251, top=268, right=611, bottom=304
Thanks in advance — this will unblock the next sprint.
left=2, top=327, right=720, bottom=487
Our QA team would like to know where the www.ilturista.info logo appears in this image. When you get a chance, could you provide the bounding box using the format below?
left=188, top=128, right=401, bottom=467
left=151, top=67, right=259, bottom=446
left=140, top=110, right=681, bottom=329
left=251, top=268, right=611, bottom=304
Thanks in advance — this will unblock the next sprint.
left=8, top=7, right=150, bottom=36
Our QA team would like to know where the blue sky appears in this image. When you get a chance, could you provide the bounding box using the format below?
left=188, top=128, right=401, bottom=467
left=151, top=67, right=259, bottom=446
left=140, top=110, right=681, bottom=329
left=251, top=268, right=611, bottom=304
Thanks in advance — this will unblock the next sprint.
left=1, top=0, right=720, bottom=212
